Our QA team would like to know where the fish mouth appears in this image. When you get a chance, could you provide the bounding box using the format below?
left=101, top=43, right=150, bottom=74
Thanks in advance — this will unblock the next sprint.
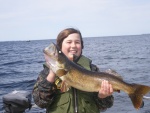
left=43, top=43, right=59, bottom=68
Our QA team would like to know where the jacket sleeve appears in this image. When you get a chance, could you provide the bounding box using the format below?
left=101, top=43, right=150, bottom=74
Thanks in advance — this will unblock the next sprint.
left=94, top=93, right=114, bottom=111
left=91, top=64, right=114, bottom=111
left=32, top=64, right=57, bottom=108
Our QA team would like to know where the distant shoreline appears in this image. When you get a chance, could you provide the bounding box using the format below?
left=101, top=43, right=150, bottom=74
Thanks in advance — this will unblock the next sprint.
left=0, top=34, right=150, bottom=42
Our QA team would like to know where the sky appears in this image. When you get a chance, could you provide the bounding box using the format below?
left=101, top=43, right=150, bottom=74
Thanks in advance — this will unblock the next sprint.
left=0, top=0, right=150, bottom=41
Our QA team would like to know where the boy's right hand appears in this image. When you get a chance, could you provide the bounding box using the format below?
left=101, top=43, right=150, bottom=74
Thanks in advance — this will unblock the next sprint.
left=46, top=69, right=56, bottom=83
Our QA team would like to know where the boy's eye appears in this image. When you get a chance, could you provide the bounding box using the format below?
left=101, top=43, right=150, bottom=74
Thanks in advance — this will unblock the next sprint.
left=76, top=41, right=81, bottom=44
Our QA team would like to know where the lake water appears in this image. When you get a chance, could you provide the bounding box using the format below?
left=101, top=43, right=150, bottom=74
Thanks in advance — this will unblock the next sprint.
left=0, top=34, right=150, bottom=113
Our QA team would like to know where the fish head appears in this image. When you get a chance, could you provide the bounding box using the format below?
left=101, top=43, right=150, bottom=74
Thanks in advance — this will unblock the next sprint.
left=43, top=43, right=68, bottom=77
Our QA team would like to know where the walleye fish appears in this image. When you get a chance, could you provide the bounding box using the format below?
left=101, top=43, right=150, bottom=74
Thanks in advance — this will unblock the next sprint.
left=43, top=43, right=150, bottom=110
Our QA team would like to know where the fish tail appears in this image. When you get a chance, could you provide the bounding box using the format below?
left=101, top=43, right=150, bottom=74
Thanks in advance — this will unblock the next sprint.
left=129, top=84, right=150, bottom=109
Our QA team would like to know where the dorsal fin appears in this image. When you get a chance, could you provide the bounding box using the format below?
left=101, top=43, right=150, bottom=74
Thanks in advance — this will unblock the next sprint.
left=105, top=69, right=123, bottom=80
left=60, top=81, right=71, bottom=92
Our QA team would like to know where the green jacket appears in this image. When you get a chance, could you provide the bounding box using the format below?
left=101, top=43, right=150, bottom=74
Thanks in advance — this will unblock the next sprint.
left=33, top=55, right=114, bottom=113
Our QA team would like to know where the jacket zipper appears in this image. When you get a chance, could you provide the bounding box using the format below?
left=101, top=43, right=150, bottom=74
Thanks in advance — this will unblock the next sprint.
left=73, top=88, right=78, bottom=113
left=73, top=59, right=78, bottom=113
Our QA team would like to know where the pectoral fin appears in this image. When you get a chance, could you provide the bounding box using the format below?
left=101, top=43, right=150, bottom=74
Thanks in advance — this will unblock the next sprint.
left=60, top=81, right=71, bottom=92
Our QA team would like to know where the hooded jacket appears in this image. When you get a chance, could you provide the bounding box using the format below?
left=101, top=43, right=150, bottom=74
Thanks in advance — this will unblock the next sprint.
left=32, top=55, right=114, bottom=113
